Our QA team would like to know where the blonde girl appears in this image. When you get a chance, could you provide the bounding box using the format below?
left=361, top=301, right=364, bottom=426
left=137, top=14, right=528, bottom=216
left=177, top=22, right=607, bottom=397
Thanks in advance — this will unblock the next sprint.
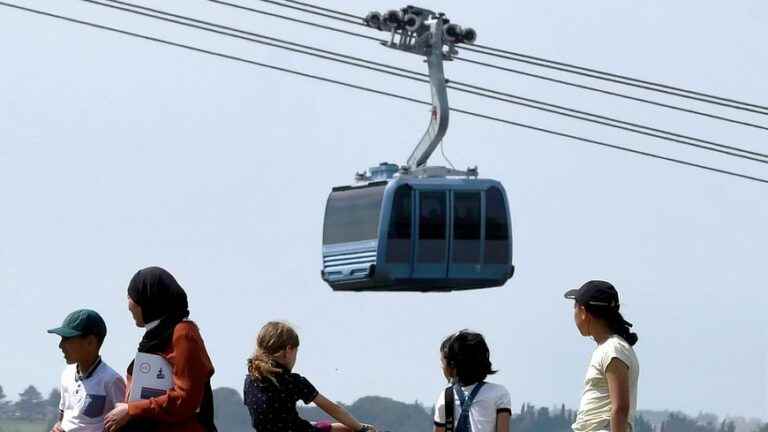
left=243, top=322, right=376, bottom=432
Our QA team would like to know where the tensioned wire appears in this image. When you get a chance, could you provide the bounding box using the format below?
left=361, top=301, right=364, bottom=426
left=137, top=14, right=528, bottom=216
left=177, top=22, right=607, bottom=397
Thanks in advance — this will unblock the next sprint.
left=1, top=1, right=766, bottom=185
left=89, top=0, right=768, bottom=163
left=247, top=0, right=768, bottom=115
left=208, top=0, right=768, bottom=132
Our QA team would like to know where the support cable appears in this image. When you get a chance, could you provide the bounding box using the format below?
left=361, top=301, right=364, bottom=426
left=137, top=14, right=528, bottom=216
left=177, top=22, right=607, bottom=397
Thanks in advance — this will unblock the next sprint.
left=1, top=1, right=766, bottom=185
left=250, top=0, right=768, bottom=115
left=471, top=42, right=768, bottom=113
left=91, top=0, right=768, bottom=162
left=461, top=45, right=768, bottom=117
left=210, top=0, right=768, bottom=131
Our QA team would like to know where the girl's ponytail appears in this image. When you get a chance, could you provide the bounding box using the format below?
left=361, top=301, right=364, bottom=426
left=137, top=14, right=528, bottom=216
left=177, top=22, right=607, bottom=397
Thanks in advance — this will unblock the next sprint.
left=584, top=305, right=639, bottom=346
left=247, top=321, right=300, bottom=383
left=607, top=310, right=638, bottom=346
left=247, top=352, right=283, bottom=383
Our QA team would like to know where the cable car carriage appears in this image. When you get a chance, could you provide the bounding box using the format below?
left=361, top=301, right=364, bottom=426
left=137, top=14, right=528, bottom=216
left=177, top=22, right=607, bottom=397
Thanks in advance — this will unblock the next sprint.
left=322, top=6, right=514, bottom=292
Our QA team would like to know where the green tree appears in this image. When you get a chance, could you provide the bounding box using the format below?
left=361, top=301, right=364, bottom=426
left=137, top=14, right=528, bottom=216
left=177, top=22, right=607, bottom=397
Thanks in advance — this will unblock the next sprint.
left=45, top=389, right=60, bottom=410
left=0, top=385, right=11, bottom=417
left=510, top=403, right=572, bottom=432
left=45, top=388, right=62, bottom=423
left=634, top=415, right=654, bottom=432
left=15, top=385, right=45, bottom=420
left=717, top=420, right=735, bottom=432
left=661, top=412, right=719, bottom=432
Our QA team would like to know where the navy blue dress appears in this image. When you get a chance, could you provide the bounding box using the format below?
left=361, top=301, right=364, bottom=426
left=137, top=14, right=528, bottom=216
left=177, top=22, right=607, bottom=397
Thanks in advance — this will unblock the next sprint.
left=243, top=365, right=321, bottom=432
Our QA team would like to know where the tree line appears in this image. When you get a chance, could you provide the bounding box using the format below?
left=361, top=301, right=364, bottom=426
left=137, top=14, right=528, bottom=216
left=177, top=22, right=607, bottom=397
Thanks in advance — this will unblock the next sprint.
left=0, top=385, right=60, bottom=421
left=1, top=384, right=765, bottom=432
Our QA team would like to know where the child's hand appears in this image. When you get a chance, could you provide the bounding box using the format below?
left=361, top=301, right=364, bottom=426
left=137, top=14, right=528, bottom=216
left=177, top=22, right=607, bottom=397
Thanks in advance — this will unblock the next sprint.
left=50, top=422, right=64, bottom=432
left=104, top=402, right=131, bottom=432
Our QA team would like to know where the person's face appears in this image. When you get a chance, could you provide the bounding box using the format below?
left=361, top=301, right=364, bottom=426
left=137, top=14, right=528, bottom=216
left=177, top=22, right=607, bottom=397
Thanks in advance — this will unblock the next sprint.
left=280, top=346, right=299, bottom=369
left=573, top=302, right=590, bottom=336
left=59, top=335, right=98, bottom=365
left=128, top=296, right=145, bottom=327
left=441, top=354, right=456, bottom=381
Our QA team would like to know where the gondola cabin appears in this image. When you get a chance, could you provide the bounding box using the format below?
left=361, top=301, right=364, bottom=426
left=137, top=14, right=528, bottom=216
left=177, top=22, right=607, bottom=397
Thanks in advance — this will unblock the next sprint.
left=322, top=164, right=514, bottom=292
left=322, top=8, right=514, bottom=291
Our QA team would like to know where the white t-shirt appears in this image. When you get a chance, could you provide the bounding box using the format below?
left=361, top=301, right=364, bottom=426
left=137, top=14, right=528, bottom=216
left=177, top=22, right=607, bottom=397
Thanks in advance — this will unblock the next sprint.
left=59, top=359, right=126, bottom=432
left=572, top=336, right=639, bottom=432
left=434, top=381, right=511, bottom=432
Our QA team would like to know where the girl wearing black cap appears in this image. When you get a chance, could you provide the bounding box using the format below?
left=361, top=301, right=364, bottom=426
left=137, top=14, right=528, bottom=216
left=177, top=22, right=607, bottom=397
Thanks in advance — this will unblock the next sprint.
left=564, top=280, right=639, bottom=432
left=104, top=267, right=216, bottom=432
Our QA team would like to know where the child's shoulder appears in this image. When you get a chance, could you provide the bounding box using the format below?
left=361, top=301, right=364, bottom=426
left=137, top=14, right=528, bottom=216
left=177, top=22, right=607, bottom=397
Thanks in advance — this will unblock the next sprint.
left=283, top=371, right=317, bottom=392
left=479, top=381, right=510, bottom=398
left=598, top=335, right=635, bottom=358
left=281, top=370, right=313, bottom=387
left=243, top=371, right=293, bottom=388
left=285, top=370, right=308, bottom=380
left=244, top=373, right=265, bottom=387
left=481, top=381, right=508, bottom=390
left=60, top=364, right=77, bottom=382
left=97, top=360, right=123, bottom=381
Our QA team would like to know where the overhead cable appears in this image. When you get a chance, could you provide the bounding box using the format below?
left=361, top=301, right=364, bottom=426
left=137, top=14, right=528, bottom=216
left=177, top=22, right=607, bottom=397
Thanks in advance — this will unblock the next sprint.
left=251, top=0, right=361, bottom=26
left=453, top=56, right=768, bottom=133
left=471, top=42, right=768, bottom=113
left=252, top=0, right=768, bottom=116
left=276, top=0, right=362, bottom=20
left=95, top=0, right=768, bottom=162
left=209, top=0, right=768, bottom=131
left=1, top=1, right=766, bottom=185
left=209, top=0, right=383, bottom=43
left=460, top=45, right=768, bottom=119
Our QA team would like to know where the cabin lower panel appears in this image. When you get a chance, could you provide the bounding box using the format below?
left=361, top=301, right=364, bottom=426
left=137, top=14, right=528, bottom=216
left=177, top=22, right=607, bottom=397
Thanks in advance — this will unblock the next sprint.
left=326, top=270, right=514, bottom=292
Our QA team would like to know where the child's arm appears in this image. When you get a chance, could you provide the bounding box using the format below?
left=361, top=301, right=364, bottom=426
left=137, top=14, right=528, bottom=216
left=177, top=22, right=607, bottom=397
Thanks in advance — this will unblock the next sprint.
left=433, top=387, right=448, bottom=432
left=606, top=358, right=631, bottom=432
left=50, top=414, right=64, bottom=432
left=496, top=410, right=511, bottom=432
left=313, top=393, right=372, bottom=432
left=51, top=382, right=64, bottom=432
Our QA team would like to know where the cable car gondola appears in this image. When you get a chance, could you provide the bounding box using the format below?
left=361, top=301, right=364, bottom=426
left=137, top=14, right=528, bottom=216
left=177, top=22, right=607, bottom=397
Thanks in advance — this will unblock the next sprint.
left=321, top=6, right=514, bottom=292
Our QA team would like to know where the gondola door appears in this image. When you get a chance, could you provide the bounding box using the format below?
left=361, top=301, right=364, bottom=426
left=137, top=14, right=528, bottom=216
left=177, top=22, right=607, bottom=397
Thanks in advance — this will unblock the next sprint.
left=412, top=189, right=449, bottom=280
left=448, top=190, right=484, bottom=280
left=383, top=184, right=415, bottom=281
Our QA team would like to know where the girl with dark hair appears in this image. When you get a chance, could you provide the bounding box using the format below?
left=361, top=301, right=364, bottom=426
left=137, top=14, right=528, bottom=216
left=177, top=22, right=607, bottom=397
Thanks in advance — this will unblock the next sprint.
left=103, top=267, right=216, bottom=432
left=433, top=330, right=511, bottom=432
left=243, top=322, right=376, bottom=432
left=564, top=280, right=640, bottom=432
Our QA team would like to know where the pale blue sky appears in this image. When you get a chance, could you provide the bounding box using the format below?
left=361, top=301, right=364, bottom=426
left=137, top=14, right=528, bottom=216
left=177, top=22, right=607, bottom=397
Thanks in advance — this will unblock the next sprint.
left=1, top=0, right=767, bottom=421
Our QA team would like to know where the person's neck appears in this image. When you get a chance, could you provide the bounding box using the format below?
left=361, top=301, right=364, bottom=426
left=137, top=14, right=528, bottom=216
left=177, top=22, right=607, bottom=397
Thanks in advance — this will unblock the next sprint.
left=77, top=354, right=100, bottom=376
left=144, top=319, right=162, bottom=331
left=276, top=360, right=292, bottom=372
left=592, top=327, right=613, bottom=345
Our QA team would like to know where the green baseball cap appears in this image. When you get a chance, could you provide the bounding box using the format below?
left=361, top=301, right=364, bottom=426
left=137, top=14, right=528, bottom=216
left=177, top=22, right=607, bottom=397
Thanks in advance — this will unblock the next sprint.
left=47, top=309, right=107, bottom=339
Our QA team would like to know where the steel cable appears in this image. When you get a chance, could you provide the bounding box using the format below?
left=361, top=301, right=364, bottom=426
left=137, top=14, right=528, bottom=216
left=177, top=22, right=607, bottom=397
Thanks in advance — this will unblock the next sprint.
left=2, top=1, right=766, bottom=185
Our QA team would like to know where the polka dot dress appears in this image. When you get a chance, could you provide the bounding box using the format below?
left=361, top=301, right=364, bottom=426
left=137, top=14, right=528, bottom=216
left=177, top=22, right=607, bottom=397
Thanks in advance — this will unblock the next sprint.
left=243, top=365, right=321, bottom=432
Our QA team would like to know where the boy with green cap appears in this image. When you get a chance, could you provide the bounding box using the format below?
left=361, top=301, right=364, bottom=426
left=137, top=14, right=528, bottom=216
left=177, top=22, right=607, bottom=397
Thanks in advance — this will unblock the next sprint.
left=48, top=309, right=126, bottom=432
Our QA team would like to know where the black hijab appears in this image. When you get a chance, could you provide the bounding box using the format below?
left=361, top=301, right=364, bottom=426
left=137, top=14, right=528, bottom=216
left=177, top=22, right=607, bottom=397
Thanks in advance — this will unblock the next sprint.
left=128, top=266, right=190, bottom=353
left=126, top=266, right=217, bottom=432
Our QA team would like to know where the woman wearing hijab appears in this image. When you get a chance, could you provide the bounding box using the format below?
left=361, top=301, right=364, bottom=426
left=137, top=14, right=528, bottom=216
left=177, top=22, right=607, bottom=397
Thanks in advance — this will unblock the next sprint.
left=104, top=267, right=216, bottom=432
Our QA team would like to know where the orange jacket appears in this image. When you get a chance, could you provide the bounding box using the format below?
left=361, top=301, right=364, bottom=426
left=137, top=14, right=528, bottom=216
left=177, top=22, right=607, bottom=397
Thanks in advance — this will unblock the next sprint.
left=126, top=321, right=215, bottom=432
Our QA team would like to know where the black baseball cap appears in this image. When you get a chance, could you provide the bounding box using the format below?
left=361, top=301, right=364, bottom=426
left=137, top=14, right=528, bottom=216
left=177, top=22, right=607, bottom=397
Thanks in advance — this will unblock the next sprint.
left=47, top=309, right=107, bottom=339
left=564, top=280, right=620, bottom=308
